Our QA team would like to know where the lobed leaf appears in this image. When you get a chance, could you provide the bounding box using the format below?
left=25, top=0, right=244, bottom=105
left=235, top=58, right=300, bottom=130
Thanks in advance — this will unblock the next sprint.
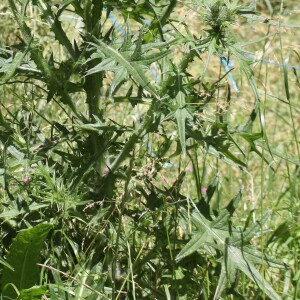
left=176, top=206, right=284, bottom=299
left=88, top=41, right=159, bottom=99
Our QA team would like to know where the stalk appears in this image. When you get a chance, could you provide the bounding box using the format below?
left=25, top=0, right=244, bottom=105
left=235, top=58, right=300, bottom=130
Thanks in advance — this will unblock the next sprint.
left=160, top=0, right=178, bottom=26
left=82, top=1, right=106, bottom=175
left=109, top=108, right=155, bottom=174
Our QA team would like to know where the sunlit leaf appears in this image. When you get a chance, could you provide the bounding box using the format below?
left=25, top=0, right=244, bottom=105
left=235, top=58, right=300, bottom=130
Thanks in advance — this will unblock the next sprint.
left=2, top=224, right=53, bottom=298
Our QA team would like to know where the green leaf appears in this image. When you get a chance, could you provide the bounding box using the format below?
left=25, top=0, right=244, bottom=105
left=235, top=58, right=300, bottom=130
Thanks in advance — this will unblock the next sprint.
left=231, top=246, right=282, bottom=300
left=7, top=145, right=25, bottom=160
left=224, top=241, right=236, bottom=284
left=200, top=39, right=215, bottom=84
left=233, top=210, right=272, bottom=244
left=130, top=24, right=145, bottom=61
left=110, top=67, right=128, bottom=95
left=18, top=285, right=49, bottom=300
left=175, top=91, right=191, bottom=154
left=176, top=231, right=211, bottom=262
left=176, top=209, right=215, bottom=262
left=176, top=206, right=284, bottom=299
left=226, top=190, right=243, bottom=215
left=0, top=203, right=48, bottom=219
left=1, top=224, right=53, bottom=298
left=1, top=49, right=29, bottom=83
left=86, top=58, right=119, bottom=74
left=88, top=40, right=159, bottom=99
left=214, top=262, right=228, bottom=300
left=137, top=49, right=172, bottom=65
left=207, top=146, right=247, bottom=170
left=35, top=0, right=76, bottom=60
left=0, top=257, right=14, bottom=271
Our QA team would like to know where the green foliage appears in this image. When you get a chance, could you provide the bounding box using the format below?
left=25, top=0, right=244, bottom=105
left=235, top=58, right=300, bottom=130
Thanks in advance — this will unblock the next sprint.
left=18, top=286, right=49, bottom=300
left=0, top=0, right=299, bottom=299
left=1, top=224, right=52, bottom=298
left=176, top=198, right=285, bottom=300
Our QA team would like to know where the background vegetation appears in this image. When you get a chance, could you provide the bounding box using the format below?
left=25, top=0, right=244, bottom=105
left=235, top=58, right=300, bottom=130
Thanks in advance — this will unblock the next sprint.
left=0, top=0, right=299, bottom=299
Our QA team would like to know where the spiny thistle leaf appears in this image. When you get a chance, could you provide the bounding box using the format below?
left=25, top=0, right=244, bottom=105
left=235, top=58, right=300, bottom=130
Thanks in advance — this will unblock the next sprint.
left=87, top=40, right=160, bottom=99
left=176, top=205, right=285, bottom=300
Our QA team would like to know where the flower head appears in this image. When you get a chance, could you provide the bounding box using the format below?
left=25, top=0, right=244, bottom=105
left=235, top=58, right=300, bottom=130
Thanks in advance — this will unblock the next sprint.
left=23, top=177, right=30, bottom=183
left=201, top=187, right=207, bottom=194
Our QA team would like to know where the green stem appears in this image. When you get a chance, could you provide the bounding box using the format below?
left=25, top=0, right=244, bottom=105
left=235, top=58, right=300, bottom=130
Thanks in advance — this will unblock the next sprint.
left=109, top=108, right=154, bottom=173
left=82, top=1, right=106, bottom=175
left=160, top=0, right=178, bottom=26
left=112, top=155, right=134, bottom=299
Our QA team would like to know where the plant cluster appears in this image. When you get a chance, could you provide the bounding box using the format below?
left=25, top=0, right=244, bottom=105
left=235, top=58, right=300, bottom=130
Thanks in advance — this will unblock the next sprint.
left=0, top=0, right=299, bottom=299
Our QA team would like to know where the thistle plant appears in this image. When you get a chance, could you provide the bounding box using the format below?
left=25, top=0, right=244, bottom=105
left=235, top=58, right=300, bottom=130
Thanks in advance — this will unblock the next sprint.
left=0, top=0, right=298, bottom=299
